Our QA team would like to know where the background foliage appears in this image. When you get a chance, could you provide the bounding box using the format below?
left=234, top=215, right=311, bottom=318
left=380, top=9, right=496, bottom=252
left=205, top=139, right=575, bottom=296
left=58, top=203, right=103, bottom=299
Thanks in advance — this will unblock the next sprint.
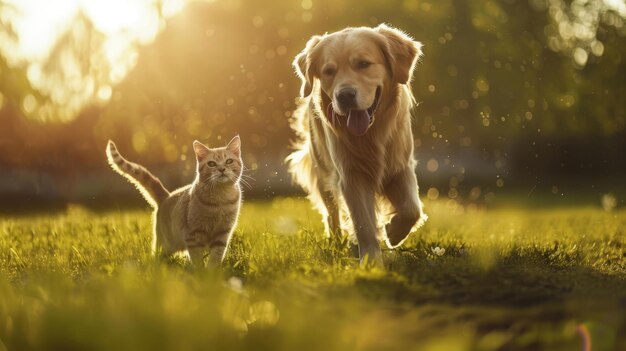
left=0, top=0, right=625, bottom=205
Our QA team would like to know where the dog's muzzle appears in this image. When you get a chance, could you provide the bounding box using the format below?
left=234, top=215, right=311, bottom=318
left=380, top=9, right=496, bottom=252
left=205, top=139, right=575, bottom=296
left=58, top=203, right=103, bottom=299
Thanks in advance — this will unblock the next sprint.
left=326, top=87, right=381, bottom=136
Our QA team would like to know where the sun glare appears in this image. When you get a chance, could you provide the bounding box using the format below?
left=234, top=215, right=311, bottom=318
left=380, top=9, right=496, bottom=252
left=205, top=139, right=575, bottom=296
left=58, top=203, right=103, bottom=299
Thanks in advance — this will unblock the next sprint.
left=0, top=0, right=194, bottom=121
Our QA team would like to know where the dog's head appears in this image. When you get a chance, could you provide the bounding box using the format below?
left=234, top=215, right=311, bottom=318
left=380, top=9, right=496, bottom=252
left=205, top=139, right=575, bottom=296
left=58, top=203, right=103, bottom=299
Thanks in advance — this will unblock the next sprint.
left=294, top=24, right=422, bottom=136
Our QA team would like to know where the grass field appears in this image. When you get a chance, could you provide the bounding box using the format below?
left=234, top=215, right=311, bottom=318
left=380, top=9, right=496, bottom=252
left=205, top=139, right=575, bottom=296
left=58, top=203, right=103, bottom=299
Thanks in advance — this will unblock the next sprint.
left=1, top=197, right=625, bottom=350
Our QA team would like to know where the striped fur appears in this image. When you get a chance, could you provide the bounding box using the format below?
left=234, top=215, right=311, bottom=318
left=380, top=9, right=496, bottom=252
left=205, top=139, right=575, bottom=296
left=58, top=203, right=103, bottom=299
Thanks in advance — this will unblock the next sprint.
left=106, top=140, right=169, bottom=208
left=105, top=137, right=243, bottom=268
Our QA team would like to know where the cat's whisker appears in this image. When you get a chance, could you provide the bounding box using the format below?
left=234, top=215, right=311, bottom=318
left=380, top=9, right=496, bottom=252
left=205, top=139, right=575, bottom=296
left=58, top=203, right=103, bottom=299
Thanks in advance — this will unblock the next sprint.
left=108, top=137, right=244, bottom=268
left=238, top=178, right=253, bottom=190
left=240, top=174, right=255, bottom=182
left=201, top=175, right=217, bottom=186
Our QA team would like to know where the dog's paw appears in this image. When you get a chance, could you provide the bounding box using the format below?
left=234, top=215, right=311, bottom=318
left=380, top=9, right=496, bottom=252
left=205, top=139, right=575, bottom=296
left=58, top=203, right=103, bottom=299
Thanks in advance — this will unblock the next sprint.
left=359, top=247, right=383, bottom=267
left=385, top=211, right=427, bottom=247
left=385, top=223, right=411, bottom=248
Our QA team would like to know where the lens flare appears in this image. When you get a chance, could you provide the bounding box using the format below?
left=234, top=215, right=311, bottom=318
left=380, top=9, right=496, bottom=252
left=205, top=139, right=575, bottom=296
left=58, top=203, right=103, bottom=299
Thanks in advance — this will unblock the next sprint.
left=0, top=0, right=198, bottom=121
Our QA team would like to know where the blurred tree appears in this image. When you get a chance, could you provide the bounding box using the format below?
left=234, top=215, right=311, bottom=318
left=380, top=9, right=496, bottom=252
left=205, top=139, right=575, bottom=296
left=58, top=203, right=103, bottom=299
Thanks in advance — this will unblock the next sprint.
left=0, top=0, right=624, bottom=188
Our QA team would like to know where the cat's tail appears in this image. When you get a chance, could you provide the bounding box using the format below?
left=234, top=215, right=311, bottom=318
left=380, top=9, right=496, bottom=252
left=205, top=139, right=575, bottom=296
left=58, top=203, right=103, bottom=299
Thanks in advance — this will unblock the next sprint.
left=106, top=140, right=170, bottom=208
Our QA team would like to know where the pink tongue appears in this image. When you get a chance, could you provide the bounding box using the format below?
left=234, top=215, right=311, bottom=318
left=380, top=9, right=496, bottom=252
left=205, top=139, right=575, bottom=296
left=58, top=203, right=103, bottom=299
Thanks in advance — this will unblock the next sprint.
left=347, top=109, right=370, bottom=136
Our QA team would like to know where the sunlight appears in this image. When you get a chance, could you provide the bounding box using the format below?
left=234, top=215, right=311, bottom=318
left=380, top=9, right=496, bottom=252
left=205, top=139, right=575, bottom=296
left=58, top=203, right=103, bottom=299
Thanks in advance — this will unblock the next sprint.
left=543, top=0, right=626, bottom=68
left=0, top=0, right=197, bottom=121
left=1, top=2, right=62, bottom=64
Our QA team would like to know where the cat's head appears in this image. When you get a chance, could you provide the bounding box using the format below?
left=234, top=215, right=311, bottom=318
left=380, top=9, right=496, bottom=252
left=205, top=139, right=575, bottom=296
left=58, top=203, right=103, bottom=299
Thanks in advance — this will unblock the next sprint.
left=193, top=136, right=242, bottom=185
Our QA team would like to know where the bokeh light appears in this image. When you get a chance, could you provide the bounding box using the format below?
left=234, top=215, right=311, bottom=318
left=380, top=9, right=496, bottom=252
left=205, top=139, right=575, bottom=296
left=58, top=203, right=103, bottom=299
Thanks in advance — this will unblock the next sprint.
left=0, top=0, right=198, bottom=121
left=0, top=0, right=624, bottom=205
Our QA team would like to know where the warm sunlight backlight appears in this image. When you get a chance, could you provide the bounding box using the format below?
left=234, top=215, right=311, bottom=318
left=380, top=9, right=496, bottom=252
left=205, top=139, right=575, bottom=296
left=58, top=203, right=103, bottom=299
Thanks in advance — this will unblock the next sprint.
left=0, top=0, right=195, bottom=121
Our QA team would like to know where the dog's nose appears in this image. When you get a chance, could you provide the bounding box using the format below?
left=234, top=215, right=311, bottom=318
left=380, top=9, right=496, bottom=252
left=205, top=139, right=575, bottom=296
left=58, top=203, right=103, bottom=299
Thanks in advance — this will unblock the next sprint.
left=336, top=87, right=357, bottom=109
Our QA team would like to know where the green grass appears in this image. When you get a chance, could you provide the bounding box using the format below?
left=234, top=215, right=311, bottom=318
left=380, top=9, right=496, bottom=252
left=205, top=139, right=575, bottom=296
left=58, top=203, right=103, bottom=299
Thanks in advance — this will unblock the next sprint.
left=1, top=198, right=625, bottom=351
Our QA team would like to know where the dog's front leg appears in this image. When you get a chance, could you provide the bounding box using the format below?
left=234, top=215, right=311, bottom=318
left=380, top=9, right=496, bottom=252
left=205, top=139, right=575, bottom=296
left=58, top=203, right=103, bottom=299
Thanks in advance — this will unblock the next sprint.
left=341, top=177, right=382, bottom=266
left=318, top=187, right=342, bottom=239
left=384, top=167, right=426, bottom=247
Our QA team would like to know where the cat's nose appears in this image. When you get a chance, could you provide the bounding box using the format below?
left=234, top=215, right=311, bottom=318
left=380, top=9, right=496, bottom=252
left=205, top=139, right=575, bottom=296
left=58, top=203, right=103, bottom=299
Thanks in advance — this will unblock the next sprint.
left=219, top=168, right=225, bottom=173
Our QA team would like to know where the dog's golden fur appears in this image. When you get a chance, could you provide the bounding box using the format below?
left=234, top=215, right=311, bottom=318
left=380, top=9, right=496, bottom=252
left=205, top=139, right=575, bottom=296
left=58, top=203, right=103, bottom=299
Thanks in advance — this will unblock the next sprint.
left=286, top=24, right=427, bottom=264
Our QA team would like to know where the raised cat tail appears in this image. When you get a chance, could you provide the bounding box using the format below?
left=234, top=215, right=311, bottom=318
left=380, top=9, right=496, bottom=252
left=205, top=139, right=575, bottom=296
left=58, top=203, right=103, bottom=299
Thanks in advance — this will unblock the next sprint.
left=106, top=140, right=170, bottom=208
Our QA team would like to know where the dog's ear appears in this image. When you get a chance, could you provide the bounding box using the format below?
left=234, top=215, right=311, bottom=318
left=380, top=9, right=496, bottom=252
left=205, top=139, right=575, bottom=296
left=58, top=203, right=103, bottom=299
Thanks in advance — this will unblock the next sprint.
left=294, top=35, right=322, bottom=97
left=376, top=24, right=423, bottom=85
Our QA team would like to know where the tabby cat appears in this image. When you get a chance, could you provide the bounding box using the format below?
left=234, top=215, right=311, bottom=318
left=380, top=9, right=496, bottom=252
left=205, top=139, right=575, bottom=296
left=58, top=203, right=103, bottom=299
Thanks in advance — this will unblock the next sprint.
left=106, top=136, right=243, bottom=267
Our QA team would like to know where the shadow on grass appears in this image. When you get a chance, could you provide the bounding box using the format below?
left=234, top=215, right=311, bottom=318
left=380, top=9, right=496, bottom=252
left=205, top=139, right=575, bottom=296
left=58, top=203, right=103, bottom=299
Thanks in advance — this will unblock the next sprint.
left=339, top=245, right=626, bottom=350
left=352, top=245, right=626, bottom=307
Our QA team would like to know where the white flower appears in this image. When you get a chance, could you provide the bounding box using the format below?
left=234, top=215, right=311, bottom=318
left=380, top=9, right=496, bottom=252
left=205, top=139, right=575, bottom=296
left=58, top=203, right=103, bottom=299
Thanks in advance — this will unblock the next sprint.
left=431, top=246, right=446, bottom=256
left=601, top=193, right=617, bottom=212
left=228, top=276, right=244, bottom=291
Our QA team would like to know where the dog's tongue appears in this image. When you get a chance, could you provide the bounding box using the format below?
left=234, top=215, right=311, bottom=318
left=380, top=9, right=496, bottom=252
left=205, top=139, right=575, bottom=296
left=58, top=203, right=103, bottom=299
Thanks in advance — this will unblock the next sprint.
left=347, top=109, right=370, bottom=136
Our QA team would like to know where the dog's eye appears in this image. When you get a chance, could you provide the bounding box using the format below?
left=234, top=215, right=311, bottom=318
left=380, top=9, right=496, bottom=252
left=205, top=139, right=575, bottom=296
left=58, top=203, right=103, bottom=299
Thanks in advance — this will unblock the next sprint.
left=322, top=67, right=336, bottom=76
left=226, top=159, right=233, bottom=164
left=207, top=161, right=217, bottom=167
left=357, top=60, right=372, bottom=69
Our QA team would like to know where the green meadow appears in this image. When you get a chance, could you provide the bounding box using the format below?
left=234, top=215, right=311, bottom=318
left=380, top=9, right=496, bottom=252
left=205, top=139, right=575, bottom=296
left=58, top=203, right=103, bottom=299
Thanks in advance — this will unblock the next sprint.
left=1, top=198, right=625, bottom=351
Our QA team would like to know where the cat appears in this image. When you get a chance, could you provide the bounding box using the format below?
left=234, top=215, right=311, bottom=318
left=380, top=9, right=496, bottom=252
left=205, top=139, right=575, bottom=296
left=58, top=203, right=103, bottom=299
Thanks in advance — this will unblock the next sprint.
left=106, top=136, right=243, bottom=267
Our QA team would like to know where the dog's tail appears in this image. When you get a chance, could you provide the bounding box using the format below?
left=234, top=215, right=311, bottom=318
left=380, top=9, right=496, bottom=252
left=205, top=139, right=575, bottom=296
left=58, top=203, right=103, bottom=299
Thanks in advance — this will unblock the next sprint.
left=106, top=140, right=170, bottom=208
left=286, top=103, right=330, bottom=222
left=287, top=138, right=335, bottom=224
left=286, top=138, right=325, bottom=206
left=285, top=142, right=313, bottom=190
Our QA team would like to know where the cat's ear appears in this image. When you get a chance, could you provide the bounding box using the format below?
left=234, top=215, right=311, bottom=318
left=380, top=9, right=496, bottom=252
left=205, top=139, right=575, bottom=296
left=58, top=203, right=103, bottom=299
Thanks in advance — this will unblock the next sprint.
left=226, top=135, right=241, bottom=157
left=193, top=140, right=210, bottom=160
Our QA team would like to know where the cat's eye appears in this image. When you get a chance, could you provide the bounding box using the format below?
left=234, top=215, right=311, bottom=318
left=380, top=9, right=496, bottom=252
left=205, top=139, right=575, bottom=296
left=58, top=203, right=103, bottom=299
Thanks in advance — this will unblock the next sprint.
left=207, top=161, right=217, bottom=167
left=226, top=159, right=234, bottom=164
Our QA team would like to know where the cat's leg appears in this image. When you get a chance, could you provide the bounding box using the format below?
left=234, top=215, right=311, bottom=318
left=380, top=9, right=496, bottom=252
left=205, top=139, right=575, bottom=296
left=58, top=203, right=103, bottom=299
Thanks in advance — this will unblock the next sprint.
left=207, top=244, right=227, bottom=267
left=187, top=247, right=207, bottom=267
left=152, top=213, right=165, bottom=257
left=207, top=234, right=230, bottom=267
left=152, top=231, right=163, bottom=256
left=185, top=230, right=209, bottom=267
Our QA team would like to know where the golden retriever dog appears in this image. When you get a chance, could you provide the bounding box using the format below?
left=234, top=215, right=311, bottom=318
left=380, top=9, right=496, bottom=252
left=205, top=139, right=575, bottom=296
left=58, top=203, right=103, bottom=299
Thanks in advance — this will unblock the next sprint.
left=286, top=24, right=427, bottom=265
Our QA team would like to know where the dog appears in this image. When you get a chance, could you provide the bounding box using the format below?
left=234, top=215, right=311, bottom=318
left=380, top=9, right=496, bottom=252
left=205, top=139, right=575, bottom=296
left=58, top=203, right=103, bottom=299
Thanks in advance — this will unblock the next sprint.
left=286, top=24, right=427, bottom=265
